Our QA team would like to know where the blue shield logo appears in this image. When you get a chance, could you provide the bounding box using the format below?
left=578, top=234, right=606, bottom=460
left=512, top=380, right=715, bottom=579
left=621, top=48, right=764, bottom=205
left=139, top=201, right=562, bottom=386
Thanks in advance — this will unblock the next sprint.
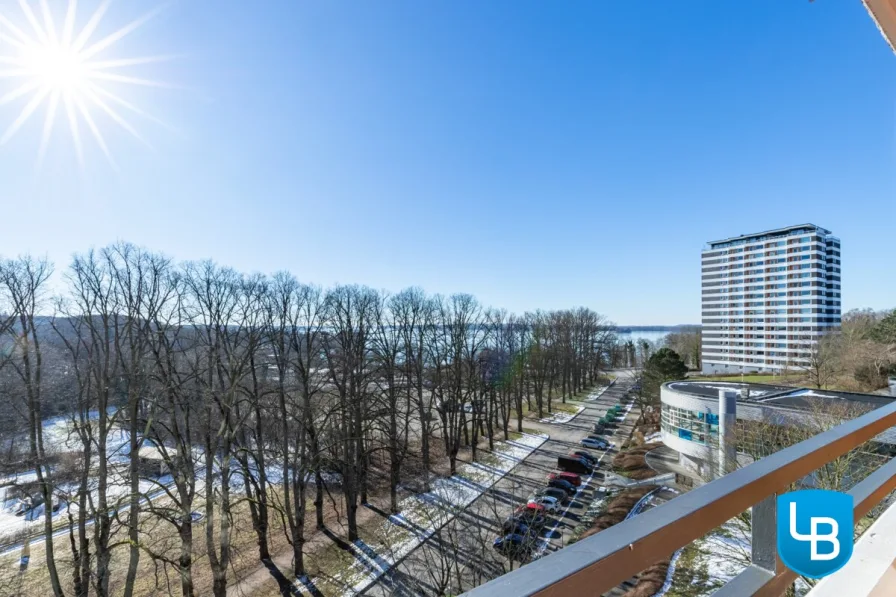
left=777, top=490, right=853, bottom=578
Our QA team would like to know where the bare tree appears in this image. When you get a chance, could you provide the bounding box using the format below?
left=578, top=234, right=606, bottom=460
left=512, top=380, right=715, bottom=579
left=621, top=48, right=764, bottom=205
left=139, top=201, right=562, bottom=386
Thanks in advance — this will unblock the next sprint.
left=141, top=270, right=202, bottom=597
left=796, top=333, right=841, bottom=389
left=262, top=274, right=328, bottom=577
left=182, top=261, right=255, bottom=597
left=0, top=256, right=64, bottom=597
left=392, top=287, right=437, bottom=492
left=322, top=285, right=381, bottom=541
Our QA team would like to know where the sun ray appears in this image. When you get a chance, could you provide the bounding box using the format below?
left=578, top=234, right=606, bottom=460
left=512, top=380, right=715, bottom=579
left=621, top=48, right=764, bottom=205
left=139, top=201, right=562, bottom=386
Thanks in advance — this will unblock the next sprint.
left=85, top=71, right=174, bottom=88
left=0, top=33, right=29, bottom=51
left=17, top=0, right=50, bottom=45
left=62, top=0, right=79, bottom=46
left=85, top=54, right=178, bottom=70
left=73, top=94, right=115, bottom=168
left=79, top=84, right=151, bottom=149
left=0, top=13, right=36, bottom=46
left=36, top=89, right=61, bottom=168
left=0, top=85, right=51, bottom=145
left=0, top=80, right=43, bottom=107
left=79, top=5, right=166, bottom=62
left=39, top=0, right=59, bottom=45
left=86, top=82, right=178, bottom=134
left=0, top=69, right=31, bottom=78
left=71, top=0, right=111, bottom=53
left=0, top=57, right=26, bottom=66
left=63, top=90, right=84, bottom=167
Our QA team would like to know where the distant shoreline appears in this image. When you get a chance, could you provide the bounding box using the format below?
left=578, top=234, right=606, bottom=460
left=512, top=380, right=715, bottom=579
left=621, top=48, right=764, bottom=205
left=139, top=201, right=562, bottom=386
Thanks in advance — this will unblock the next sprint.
left=614, top=325, right=701, bottom=333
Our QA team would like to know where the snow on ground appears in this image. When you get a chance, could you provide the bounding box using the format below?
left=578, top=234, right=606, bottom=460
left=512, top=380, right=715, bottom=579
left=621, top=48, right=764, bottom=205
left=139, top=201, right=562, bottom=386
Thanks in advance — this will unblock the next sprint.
left=663, top=517, right=815, bottom=597
left=331, top=432, right=549, bottom=595
left=697, top=525, right=749, bottom=586
left=585, top=386, right=611, bottom=401
left=0, top=407, right=348, bottom=550
left=538, top=405, right=584, bottom=424
left=0, top=465, right=178, bottom=548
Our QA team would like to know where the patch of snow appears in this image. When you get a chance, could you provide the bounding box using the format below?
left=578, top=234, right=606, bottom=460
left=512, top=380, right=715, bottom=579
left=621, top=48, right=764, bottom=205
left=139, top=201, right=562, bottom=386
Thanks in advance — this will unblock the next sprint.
left=538, top=405, right=584, bottom=424
left=332, top=432, right=549, bottom=595
left=585, top=386, right=611, bottom=402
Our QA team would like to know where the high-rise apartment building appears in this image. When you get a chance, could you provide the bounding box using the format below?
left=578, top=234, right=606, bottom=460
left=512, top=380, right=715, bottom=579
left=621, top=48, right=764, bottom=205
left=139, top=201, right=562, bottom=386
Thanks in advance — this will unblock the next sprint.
left=701, top=224, right=841, bottom=374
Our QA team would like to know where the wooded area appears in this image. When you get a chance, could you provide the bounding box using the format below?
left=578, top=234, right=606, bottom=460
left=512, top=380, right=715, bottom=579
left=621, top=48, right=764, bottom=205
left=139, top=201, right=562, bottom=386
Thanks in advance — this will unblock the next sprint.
left=0, top=243, right=620, bottom=597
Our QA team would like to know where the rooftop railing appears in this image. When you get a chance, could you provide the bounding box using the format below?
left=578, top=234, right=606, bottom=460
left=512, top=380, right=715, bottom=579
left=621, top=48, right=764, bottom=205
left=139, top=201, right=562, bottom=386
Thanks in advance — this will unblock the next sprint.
left=462, top=399, right=896, bottom=597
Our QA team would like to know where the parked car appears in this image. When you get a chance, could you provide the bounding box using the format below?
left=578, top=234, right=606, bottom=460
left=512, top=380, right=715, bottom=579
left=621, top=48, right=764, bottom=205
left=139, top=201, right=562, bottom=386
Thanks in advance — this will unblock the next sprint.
left=493, top=534, right=534, bottom=560
left=592, top=423, right=610, bottom=435
left=582, top=437, right=610, bottom=450
left=585, top=436, right=610, bottom=448
left=548, top=471, right=582, bottom=487
left=511, top=508, right=546, bottom=527
left=572, top=450, right=598, bottom=465
left=533, top=487, right=571, bottom=504
left=557, top=455, right=592, bottom=475
left=517, top=502, right=545, bottom=515
left=502, top=519, right=532, bottom=536
left=527, top=495, right=560, bottom=513
left=547, top=478, right=577, bottom=496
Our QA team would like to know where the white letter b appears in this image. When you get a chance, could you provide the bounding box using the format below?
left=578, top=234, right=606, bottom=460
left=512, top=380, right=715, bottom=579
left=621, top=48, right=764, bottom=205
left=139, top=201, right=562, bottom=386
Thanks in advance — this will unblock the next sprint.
left=789, top=503, right=840, bottom=561
left=809, top=517, right=839, bottom=561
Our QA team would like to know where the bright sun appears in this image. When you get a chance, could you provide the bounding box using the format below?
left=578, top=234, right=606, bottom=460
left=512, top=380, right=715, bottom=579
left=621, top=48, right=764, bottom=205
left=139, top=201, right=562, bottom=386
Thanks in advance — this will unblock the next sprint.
left=0, top=0, right=170, bottom=167
left=23, top=43, right=86, bottom=91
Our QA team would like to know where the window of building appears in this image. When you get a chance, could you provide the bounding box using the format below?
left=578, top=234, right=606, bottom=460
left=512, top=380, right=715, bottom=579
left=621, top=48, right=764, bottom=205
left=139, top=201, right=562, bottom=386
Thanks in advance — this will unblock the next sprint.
left=661, top=404, right=721, bottom=446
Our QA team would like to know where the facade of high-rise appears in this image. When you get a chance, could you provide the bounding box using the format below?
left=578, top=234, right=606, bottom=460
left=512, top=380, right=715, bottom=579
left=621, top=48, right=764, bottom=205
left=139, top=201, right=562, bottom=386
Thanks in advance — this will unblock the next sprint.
left=701, top=224, right=841, bottom=374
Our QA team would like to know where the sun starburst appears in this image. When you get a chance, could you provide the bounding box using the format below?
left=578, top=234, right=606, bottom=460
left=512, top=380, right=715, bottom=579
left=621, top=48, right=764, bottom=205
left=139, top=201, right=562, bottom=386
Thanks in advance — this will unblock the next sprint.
left=0, top=0, right=172, bottom=168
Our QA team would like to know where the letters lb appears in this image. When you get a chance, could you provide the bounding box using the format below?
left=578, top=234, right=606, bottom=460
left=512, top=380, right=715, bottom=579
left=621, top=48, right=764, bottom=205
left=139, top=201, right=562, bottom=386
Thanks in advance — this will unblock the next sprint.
left=777, top=489, right=854, bottom=579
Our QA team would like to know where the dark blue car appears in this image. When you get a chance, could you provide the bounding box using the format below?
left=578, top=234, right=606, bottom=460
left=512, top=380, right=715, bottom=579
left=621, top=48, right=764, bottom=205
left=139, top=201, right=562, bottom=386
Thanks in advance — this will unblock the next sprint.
left=493, top=534, right=534, bottom=560
left=547, top=478, right=577, bottom=495
left=502, top=519, right=531, bottom=536
left=572, top=450, right=598, bottom=465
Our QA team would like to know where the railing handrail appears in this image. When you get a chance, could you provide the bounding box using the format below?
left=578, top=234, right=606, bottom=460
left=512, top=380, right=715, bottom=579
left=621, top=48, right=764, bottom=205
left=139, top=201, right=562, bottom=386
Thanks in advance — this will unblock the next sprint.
left=462, top=399, right=896, bottom=597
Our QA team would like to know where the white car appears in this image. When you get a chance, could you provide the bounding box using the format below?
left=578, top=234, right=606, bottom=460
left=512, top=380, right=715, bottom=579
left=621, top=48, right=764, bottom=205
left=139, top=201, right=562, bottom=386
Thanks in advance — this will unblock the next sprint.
left=527, top=496, right=560, bottom=513
left=581, top=438, right=609, bottom=450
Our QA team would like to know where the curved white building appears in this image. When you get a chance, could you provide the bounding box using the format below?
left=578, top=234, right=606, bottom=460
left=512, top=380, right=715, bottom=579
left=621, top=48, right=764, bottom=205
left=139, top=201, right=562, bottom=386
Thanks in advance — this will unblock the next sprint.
left=660, top=380, right=896, bottom=478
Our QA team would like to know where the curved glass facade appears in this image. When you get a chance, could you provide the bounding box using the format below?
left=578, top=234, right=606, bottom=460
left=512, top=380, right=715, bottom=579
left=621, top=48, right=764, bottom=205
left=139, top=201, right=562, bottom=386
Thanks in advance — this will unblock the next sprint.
left=661, top=404, right=719, bottom=445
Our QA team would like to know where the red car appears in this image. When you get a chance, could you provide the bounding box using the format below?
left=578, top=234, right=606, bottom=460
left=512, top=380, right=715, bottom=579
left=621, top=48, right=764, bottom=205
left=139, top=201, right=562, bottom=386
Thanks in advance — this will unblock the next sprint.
left=515, top=503, right=545, bottom=515
left=548, top=471, right=582, bottom=487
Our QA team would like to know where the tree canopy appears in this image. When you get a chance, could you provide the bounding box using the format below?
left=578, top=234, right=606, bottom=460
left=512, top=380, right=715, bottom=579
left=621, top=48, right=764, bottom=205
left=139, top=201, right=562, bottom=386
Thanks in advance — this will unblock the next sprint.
left=646, top=348, right=689, bottom=381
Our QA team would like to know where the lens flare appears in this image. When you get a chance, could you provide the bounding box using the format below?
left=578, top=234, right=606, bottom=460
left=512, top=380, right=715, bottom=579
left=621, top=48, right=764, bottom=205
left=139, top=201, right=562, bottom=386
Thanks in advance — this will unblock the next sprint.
left=0, top=0, right=172, bottom=168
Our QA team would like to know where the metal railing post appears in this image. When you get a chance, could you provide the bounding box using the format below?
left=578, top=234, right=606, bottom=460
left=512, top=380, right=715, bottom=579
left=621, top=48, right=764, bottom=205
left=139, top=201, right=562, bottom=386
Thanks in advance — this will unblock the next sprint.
left=751, top=494, right=777, bottom=574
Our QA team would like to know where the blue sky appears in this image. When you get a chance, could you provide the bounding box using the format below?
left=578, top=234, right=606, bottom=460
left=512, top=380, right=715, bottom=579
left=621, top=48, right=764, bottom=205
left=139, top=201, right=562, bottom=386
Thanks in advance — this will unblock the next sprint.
left=0, top=0, right=894, bottom=325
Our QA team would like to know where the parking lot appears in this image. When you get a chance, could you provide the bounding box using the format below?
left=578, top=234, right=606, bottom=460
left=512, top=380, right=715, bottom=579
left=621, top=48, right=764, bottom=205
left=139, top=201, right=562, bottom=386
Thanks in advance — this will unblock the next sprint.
left=364, top=370, right=639, bottom=596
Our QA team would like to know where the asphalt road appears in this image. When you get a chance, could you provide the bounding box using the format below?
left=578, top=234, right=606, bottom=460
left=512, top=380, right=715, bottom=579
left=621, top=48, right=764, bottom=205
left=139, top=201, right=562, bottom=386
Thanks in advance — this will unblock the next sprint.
left=363, top=370, right=640, bottom=596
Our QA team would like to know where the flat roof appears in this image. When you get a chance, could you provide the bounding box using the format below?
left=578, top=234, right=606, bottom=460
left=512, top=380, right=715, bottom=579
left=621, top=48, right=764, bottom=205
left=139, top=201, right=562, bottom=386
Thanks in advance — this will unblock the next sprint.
left=706, top=223, right=832, bottom=247
left=666, top=380, right=792, bottom=399
left=665, top=380, right=894, bottom=413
